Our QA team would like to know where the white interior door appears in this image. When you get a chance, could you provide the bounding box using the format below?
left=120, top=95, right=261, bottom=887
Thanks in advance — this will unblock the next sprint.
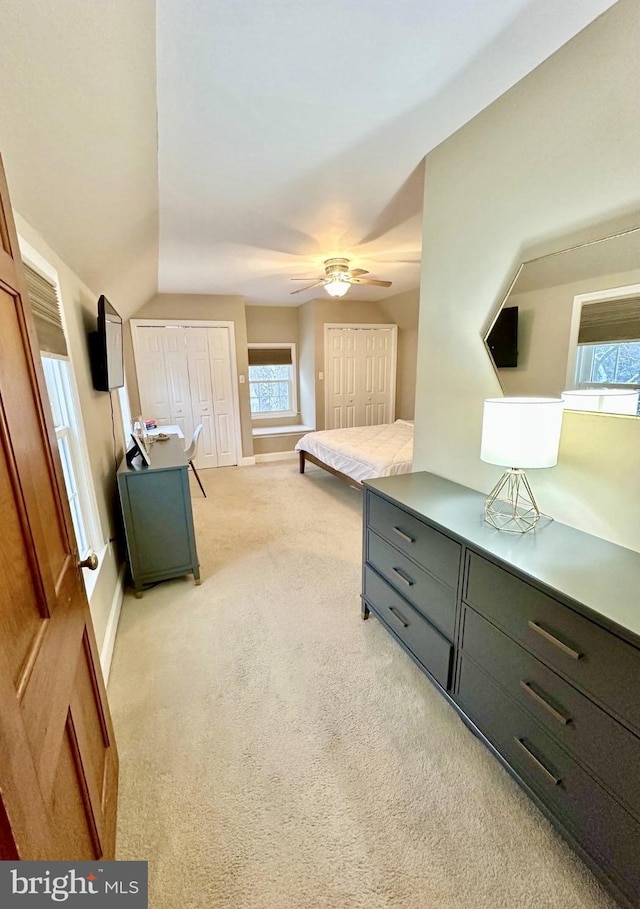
left=134, top=326, right=172, bottom=426
left=326, top=328, right=358, bottom=429
left=208, top=327, right=237, bottom=467
left=359, top=328, right=394, bottom=426
left=133, top=321, right=239, bottom=470
left=325, top=326, right=396, bottom=429
left=185, top=328, right=219, bottom=469
left=161, top=327, right=194, bottom=442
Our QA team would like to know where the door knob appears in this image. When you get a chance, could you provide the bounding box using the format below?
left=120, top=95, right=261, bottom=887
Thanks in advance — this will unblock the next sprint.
left=79, top=552, right=99, bottom=571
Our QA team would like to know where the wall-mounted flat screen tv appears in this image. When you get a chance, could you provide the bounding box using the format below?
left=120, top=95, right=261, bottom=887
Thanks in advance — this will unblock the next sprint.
left=89, top=295, right=125, bottom=391
left=486, top=306, right=518, bottom=368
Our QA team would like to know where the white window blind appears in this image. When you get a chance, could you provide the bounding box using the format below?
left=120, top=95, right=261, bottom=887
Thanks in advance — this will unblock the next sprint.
left=22, top=262, right=68, bottom=358
left=578, top=296, right=640, bottom=344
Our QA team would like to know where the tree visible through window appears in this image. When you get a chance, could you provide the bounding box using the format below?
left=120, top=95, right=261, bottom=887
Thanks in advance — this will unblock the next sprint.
left=248, top=344, right=296, bottom=417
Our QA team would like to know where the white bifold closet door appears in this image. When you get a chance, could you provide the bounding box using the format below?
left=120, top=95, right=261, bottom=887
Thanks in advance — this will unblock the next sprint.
left=325, top=326, right=396, bottom=429
left=135, top=325, right=237, bottom=469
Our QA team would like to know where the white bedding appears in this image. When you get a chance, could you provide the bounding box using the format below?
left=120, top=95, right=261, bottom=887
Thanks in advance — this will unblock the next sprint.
left=295, top=420, right=413, bottom=484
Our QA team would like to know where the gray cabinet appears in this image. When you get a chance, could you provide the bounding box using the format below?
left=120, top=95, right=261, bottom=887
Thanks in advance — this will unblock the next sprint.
left=117, top=436, right=200, bottom=596
left=362, top=472, right=640, bottom=909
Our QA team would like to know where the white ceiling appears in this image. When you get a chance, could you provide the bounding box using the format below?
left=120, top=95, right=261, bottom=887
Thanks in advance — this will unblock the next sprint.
left=157, top=0, right=617, bottom=305
left=0, top=1, right=618, bottom=316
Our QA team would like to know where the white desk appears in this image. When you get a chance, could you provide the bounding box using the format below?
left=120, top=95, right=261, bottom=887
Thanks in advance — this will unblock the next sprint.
left=147, top=424, right=185, bottom=440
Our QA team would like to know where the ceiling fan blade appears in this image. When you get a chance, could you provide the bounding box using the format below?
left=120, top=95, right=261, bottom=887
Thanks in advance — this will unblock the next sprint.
left=348, top=268, right=369, bottom=278
left=289, top=281, right=326, bottom=295
left=290, top=276, right=322, bottom=281
left=350, top=277, right=392, bottom=287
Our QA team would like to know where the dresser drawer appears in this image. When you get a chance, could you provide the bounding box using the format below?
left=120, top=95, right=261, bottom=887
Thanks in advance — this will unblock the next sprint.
left=465, top=553, right=640, bottom=732
left=363, top=565, right=453, bottom=689
left=461, top=606, right=640, bottom=822
left=367, top=492, right=460, bottom=588
left=367, top=531, right=456, bottom=638
left=457, top=655, right=640, bottom=905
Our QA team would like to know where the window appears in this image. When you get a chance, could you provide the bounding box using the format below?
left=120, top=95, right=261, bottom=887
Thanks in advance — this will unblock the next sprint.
left=248, top=344, right=297, bottom=418
left=21, top=254, right=103, bottom=567
left=41, top=358, right=100, bottom=557
left=573, top=293, right=640, bottom=414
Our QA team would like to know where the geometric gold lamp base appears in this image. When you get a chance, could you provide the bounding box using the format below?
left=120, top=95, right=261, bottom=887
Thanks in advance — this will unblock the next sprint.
left=484, top=468, right=541, bottom=533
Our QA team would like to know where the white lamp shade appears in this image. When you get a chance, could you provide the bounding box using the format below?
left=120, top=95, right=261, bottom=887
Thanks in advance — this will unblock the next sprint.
left=324, top=279, right=350, bottom=297
left=481, top=397, right=564, bottom=468
left=562, top=388, right=639, bottom=415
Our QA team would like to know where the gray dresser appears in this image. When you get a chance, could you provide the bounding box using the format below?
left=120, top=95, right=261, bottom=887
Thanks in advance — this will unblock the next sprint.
left=117, top=436, right=200, bottom=596
left=362, top=471, right=640, bottom=908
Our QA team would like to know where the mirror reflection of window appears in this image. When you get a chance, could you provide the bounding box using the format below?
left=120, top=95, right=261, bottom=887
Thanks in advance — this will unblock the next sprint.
left=484, top=227, right=640, bottom=415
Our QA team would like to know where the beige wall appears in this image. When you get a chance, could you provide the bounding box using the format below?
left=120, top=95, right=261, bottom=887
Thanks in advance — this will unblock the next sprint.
left=128, top=294, right=254, bottom=459
left=378, top=288, right=420, bottom=419
left=246, top=306, right=299, bottom=344
left=415, top=0, right=640, bottom=551
left=15, top=213, right=124, bottom=652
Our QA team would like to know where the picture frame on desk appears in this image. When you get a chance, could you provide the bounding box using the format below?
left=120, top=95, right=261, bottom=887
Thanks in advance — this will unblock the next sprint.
left=127, top=432, right=151, bottom=466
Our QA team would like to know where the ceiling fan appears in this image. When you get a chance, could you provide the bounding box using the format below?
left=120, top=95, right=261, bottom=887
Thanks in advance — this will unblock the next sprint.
left=290, top=257, right=392, bottom=297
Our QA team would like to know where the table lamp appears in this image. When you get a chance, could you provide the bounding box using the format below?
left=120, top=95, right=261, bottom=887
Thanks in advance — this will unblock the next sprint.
left=480, top=397, right=564, bottom=533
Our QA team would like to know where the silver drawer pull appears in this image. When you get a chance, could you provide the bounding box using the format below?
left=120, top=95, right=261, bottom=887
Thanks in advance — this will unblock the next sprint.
left=392, top=567, right=414, bottom=587
left=528, top=621, right=582, bottom=661
left=515, top=738, right=562, bottom=786
left=388, top=605, right=409, bottom=628
left=392, top=526, right=415, bottom=544
left=520, top=681, right=571, bottom=726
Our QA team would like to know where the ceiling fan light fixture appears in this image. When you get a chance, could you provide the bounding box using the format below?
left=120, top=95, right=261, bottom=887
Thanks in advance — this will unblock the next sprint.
left=324, top=278, right=350, bottom=297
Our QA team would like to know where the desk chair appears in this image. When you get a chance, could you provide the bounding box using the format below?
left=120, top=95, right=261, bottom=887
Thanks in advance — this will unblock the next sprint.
left=185, top=424, right=206, bottom=497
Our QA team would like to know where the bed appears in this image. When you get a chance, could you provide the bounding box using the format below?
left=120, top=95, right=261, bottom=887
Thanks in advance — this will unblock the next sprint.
left=295, top=420, right=414, bottom=489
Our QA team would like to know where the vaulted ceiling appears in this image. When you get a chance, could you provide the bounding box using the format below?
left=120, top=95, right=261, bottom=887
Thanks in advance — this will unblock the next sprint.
left=0, top=0, right=617, bottom=316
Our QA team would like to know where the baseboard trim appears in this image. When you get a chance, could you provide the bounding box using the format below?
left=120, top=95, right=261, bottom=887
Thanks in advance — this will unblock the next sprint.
left=254, top=450, right=298, bottom=463
left=100, top=563, right=126, bottom=685
left=239, top=456, right=256, bottom=466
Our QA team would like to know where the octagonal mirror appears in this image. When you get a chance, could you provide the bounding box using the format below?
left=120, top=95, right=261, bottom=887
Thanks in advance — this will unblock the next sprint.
left=484, top=227, right=640, bottom=415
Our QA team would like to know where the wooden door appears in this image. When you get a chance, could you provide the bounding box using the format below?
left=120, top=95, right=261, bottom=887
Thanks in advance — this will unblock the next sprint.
left=185, top=328, right=219, bottom=469
left=207, top=327, right=237, bottom=467
left=0, top=157, right=118, bottom=860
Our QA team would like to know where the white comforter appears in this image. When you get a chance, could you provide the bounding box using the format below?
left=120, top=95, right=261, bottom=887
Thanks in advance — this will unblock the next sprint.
left=295, top=420, right=413, bottom=484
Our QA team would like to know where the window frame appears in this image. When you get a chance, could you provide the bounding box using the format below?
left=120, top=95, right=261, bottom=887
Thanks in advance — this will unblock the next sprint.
left=248, top=342, right=298, bottom=420
left=19, top=237, right=105, bottom=588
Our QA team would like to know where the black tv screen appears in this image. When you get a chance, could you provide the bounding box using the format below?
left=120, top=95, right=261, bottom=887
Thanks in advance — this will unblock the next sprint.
left=487, top=306, right=518, bottom=368
left=89, top=295, right=124, bottom=391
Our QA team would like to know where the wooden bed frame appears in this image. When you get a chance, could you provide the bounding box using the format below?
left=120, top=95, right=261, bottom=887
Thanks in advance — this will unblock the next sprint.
left=298, top=449, right=363, bottom=490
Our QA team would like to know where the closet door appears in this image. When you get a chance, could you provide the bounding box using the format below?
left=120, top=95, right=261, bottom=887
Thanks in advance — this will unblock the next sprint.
left=162, top=327, right=194, bottom=442
left=134, top=327, right=172, bottom=426
left=208, top=327, right=237, bottom=467
left=359, top=328, right=394, bottom=425
left=185, top=328, right=219, bottom=469
left=326, top=328, right=358, bottom=429
left=325, top=326, right=396, bottom=429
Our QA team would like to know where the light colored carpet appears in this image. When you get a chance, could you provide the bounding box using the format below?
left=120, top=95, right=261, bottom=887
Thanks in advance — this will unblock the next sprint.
left=109, top=462, right=616, bottom=909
